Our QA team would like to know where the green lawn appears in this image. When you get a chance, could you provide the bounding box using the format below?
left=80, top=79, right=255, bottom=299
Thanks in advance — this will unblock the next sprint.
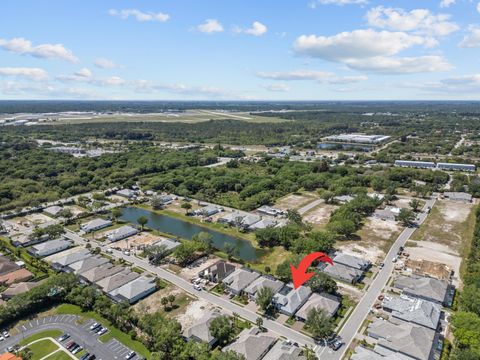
left=45, top=351, right=73, bottom=360
left=19, top=330, right=63, bottom=346
left=55, top=304, right=150, bottom=359
left=26, top=339, right=59, bottom=360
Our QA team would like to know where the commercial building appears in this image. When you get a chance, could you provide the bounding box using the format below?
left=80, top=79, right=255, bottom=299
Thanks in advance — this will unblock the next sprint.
left=437, top=162, right=476, bottom=172
left=394, top=160, right=436, bottom=169
left=324, top=134, right=391, bottom=144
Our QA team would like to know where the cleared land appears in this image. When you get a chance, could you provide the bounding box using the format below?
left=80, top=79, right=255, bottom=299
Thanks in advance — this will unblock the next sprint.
left=274, top=192, right=318, bottom=211
left=47, top=110, right=287, bottom=125
left=302, top=202, right=337, bottom=229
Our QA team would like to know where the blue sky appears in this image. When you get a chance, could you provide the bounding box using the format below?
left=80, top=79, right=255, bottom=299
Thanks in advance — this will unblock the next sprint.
left=1, top=0, right=480, bottom=100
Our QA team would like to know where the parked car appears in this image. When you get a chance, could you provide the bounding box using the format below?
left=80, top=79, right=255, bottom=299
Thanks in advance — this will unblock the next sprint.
left=125, top=351, right=136, bottom=359
left=72, top=345, right=83, bottom=355
left=90, top=322, right=100, bottom=331
left=80, top=353, right=90, bottom=360
left=58, top=333, right=70, bottom=342
left=87, top=355, right=96, bottom=360
left=97, top=327, right=108, bottom=336
left=3, top=331, right=9, bottom=338
left=193, top=284, right=202, bottom=291
left=329, top=339, right=343, bottom=351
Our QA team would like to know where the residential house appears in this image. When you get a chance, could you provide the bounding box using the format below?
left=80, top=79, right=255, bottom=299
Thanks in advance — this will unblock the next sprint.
left=28, top=239, right=72, bottom=258
left=244, top=275, right=284, bottom=300
left=443, top=192, right=472, bottom=203
left=367, top=318, right=437, bottom=360
left=296, top=292, right=341, bottom=321
left=218, top=211, right=245, bottom=226
left=222, top=268, right=261, bottom=295
left=183, top=310, right=222, bottom=347
left=0, top=268, right=33, bottom=286
left=106, top=225, right=139, bottom=242
left=80, top=264, right=124, bottom=284
left=43, top=205, right=63, bottom=217
left=273, top=284, right=312, bottom=316
left=332, top=252, right=371, bottom=271
left=240, top=214, right=262, bottom=229
left=194, top=205, right=223, bottom=217
left=151, top=238, right=181, bottom=253
left=109, top=276, right=157, bottom=304
left=222, top=327, right=276, bottom=360
left=199, top=261, right=236, bottom=283
left=1, top=281, right=42, bottom=300
left=50, top=248, right=92, bottom=271
left=394, top=275, right=449, bottom=305
left=394, top=160, right=436, bottom=169
left=262, top=340, right=306, bottom=360
left=0, top=256, right=21, bottom=276
left=80, top=218, right=112, bottom=233
left=351, top=346, right=412, bottom=360
left=66, top=255, right=110, bottom=274
left=248, top=218, right=277, bottom=231
left=96, top=269, right=140, bottom=293
left=116, top=189, right=138, bottom=198
left=156, top=194, right=175, bottom=205
left=322, top=263, right=364, bottom=284
left=256, top=206, right=284, bottom=217
left=382, top=295, right=441, bottom=330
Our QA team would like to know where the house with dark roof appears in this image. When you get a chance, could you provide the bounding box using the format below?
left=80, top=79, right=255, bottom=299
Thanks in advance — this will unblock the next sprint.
left=394, top=275, right=449, bottom=305
left=1, top=281, right=42, bottom=300
left=0, top=256, right=21, bottom=276
left=199, top=261, right=236, bottom=283
left=183, top=310, right=222, bottom=347
left=222, top=327, right=276, bottom=360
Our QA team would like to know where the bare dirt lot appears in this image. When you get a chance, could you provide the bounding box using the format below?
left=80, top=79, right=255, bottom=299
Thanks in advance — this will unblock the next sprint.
left=24, top=213, right=55, bottom=224
left=274, top=192, right=318, bottom=211
left=302, top=203, right=337, bottom=229
left=338, top=217, right=402, bottom=263
left=176, top=299, right=223, bottom=330
left=113, top=232, right=163, bottom=250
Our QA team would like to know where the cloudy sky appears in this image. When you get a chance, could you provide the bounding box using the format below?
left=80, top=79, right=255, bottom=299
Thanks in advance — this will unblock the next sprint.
left=1, top=0, right=480, bottom=100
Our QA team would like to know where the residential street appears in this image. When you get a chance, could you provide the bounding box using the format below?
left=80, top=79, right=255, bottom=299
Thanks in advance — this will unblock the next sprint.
left=317, top=196, right=437, bottom=359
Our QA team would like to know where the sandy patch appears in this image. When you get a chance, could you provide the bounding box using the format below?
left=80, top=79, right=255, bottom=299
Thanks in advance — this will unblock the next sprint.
left=176, top=299, right=222, bottom=329
left=134, top=285, right=190, bottom=314
left=25, top=213, right=55, bottom=224
left=275, top=193, right=317, bottom=211
left=405, top=240, right=462, bottom=286
left=337, top=242, right=385, bottom=264
left=336, top=282, right=363, bottom=302
left=113, top=232, right=163, bottom=250
left=440, top=200, right=472, bottom=223
left=303, top=203, right=337, bottom=228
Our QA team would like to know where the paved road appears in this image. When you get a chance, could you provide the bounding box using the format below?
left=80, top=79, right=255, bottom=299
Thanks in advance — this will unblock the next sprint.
left=298, top=198, right=323, bottom=215
left=318, top=196, right=437, bottom=360
left=1, top=314, right=138, bottom=360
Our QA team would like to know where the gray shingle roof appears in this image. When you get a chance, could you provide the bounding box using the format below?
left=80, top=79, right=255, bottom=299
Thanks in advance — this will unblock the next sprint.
left=323, top=262, right=363, bottom=283
left=333, top=252, right=371, bottom=270
left=262, top=340, right=306, bottom=360
left=382, top=295, right=441, bottom=329
left=96, top=269, right=140, bottom=292
left=109, top=276, right=156, bottom=302
left=81, top=264, right=124, bottom=283
left=222, top=268, right=261, bottom=293
left=273, top=284, right=312, bottom=316
left=68, top=255, right=110, bottom=274
left=52, top=249, right=92, bottom=267
left=244, top=276, right=285, bottom=298
left=368, top=318, right=436, bottom=360
left=183, top=310, right=222, bottom=344
left=296, top=292, right=341, bottom=320
left=394, top=275, right=448, bottom=304
left=223, top=328, right=276, bottom=360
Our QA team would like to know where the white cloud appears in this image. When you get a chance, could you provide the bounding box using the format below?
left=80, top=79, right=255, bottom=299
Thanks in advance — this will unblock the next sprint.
left=329, top=75, right=369, bottom=84
left=0, top=37, right=78, bottom=63
left=56, top=69, right=126, bottom=87
left=440, top=0, right=456, bottom=8
left=197, top=19, right=224, bottom=34
left=0, top=67, right=48, bottom=81
left=477, top=2, right=480, bottom=13
left=294, top=29, right=434, bottom=61
left=311, top=0, right=368, bottom=6
left=94, top=58, right=122, bottom=69
left=403, top=74, right=480, bottom=94
left=109, top=9, right=169, bottom=22
left=260, top=83, right=291, bottom=92
left=256, top=70, right=334, bottom=81
left=366, top=6, right=459, bottom=36
left=459, top=26, right=480, bottom=48
left=234, top=21, right=268, bottom=36
left=345, top=55, right=453, bottom=74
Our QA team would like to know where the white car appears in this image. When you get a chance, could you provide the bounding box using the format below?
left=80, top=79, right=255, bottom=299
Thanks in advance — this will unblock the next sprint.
left=3, top=331, right=9, bottom=338
left=193, top=284, right=202, bottom=291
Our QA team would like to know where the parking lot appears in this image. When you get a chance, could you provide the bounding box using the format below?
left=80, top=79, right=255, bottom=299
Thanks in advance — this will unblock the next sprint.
left=2, top=315, right=140, bottom=360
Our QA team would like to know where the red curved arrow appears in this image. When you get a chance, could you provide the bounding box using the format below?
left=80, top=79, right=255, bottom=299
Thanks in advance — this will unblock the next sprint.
left=290, top=252, right=333, bottom=289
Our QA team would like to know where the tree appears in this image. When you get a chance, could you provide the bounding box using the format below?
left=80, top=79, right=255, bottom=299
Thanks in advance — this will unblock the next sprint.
left=321, top=190, right=335, bottom=204
left=224, top=243, right=239, bottom=260
left=256, top=316, right=264, bottom=330
left=256, top=286, right=275, bottom=312
left=173, top=242, right=200, bottom=266
left=460, top=285, right=480, bottom=316
left=137, top=216, right=148, bottom=230
left=111, top=208, right=123, bottom=221
left=409, top=199, right=421, bottom=212
left=167, top=294, right=176, bottom=308
left=161, top=297, right=169, bottom=310
left=307, top=272, right=337, bottom=294
left=151, top=196, right=165, bottom=210
left=192, top=231, right=214, bottom=252
left=143, top=244, right=169, bottom=265
left=209, top=315, right=234, bottom=345
left=181, top=202, right=192, bottom=214
left=397, top=208, right=415, bottom=226
left=326, top=219, right=356, bottom=238
left=306, top=308, right=334, bottom=340
left=286, top=209, right=303, bottom=226
left=18, top=347, right=33, bottom=360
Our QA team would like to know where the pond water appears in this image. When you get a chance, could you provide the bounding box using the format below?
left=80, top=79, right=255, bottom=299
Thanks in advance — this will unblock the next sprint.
left=119, top=207, right=259, bottom=261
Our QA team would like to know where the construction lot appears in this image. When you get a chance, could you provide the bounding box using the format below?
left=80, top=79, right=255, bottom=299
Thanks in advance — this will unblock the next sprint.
left=302, top=202, right=337, bottom=229
left=274, top=192, right=318, bottom=211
